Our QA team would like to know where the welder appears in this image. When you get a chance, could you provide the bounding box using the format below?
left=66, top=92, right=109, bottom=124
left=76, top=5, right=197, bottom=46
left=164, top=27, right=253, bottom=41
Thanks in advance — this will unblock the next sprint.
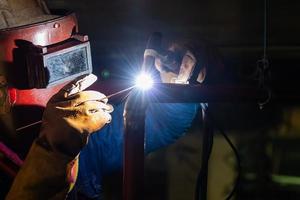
left=1, top=0, right=222, bottom=199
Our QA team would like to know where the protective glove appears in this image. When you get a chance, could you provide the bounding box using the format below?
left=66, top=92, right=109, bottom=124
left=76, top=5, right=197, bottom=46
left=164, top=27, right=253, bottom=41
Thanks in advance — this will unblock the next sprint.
left=39, top=74, right=113, bottom=157
left=6, top=74, right=113, bottom=200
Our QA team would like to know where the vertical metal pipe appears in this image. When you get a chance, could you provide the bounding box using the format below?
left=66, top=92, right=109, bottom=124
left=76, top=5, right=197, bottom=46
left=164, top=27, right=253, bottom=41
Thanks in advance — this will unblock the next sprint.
left=195, top=104, right=214, bottom=200
left=123, top=91, right=148, bottom=200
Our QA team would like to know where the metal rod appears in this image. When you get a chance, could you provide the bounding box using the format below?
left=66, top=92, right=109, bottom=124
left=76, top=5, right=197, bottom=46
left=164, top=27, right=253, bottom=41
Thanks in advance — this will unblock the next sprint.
left=195, top=104, right=214, bottom=200
left=105, top=86, right=135, bottom=99
left=123, top=90, right=148, bottom=200
left=16, top=120, right=43, bottom=132
left=91, top=81, right=300, bottom=103
left=148, top=84, right=265, bottom=103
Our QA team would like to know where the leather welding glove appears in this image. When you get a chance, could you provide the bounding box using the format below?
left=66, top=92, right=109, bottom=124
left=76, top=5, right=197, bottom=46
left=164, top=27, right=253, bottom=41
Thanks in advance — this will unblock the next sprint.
left=39, top=74, right=113, bottom=157
left=6, top=74, right=113, bottom=200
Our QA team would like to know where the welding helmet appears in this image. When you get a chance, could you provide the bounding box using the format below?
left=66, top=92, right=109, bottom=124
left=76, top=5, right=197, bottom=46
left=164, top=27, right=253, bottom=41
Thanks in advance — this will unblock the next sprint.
left=0, top=1, right=92, bottom=136
left=0, top=2, right=92, bottom=109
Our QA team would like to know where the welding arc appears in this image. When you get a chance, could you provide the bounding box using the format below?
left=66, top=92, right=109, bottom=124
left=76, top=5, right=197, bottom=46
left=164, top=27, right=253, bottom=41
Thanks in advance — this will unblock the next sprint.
left=16, top=86, right=135, bottom=132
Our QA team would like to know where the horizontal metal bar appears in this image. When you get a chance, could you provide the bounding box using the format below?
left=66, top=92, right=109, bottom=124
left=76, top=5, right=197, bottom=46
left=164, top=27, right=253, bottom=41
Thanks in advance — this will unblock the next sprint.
left=148, top=83, right=265, bottom=103
left=91, top=81, right=300, bottom=104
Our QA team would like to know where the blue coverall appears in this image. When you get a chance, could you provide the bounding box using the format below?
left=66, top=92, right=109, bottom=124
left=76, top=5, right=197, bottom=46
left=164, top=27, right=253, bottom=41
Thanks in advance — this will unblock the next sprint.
left=77, top=102, right=199, bottom=198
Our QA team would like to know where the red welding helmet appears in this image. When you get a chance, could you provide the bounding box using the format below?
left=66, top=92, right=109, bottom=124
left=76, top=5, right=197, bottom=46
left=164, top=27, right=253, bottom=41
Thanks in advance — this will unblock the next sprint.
left=0, top=2, right=93, bottom=139
left=0, top=10, right=92, bottom=108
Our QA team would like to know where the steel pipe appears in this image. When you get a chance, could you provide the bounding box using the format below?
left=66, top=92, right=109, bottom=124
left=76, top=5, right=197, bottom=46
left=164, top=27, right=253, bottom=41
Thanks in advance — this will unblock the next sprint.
left=92, top=82, right=267, bottom=103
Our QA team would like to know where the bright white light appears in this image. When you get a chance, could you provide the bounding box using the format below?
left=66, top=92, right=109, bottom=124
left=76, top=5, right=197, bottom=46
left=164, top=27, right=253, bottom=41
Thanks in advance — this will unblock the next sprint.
left=135, top=73, right=153, bottom=90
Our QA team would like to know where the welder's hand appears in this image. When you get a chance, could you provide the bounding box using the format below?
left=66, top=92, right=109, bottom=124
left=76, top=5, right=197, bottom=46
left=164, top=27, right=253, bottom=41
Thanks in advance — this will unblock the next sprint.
left=154, top=44, right=199, bottom=84
left=39, top=74, right=113, bottom=157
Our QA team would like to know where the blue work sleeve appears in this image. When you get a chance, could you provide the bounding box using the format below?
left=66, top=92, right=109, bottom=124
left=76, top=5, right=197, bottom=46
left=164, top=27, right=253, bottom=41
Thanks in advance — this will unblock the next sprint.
left=76, top=102, right=199, bottom=198
left=145, top=103, right=199, bottom=153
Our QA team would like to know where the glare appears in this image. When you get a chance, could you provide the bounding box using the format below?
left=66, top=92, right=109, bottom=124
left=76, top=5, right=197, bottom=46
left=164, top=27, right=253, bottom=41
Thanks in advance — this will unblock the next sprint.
left=135, top=73, right=153, bottom=90
left=33, top=32, right=47, bottom=46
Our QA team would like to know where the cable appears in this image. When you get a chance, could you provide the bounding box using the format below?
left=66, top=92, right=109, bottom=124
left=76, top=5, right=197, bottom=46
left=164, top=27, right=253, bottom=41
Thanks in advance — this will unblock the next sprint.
left=216, top=122, right=241, bottom=200
left=196, top=1, right=268, bottom=198
left=257, top=0, right=271, bottom=109
left=201, top=104, right=241, bottom=200
left=263, top=0, right=268, bottom=61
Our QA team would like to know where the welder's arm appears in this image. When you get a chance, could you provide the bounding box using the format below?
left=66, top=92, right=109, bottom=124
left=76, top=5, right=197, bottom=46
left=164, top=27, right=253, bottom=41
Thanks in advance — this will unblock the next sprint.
left=6, top=74, right=113, bottom=200
left=6, top=142, right=78, bottom=200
